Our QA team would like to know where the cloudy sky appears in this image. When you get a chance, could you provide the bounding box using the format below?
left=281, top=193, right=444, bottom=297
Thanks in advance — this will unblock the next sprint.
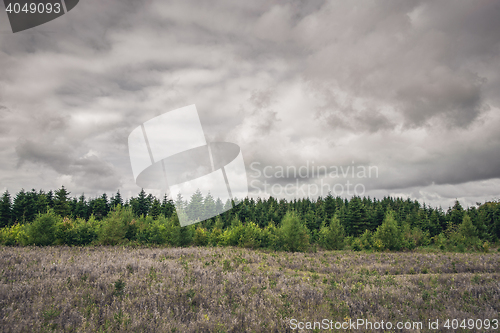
left=0, top=0, right=499, bottom=209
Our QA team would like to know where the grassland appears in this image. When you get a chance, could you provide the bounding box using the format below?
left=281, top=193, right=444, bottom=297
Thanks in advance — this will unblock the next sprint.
left=1, top=246, right=499, bottom=332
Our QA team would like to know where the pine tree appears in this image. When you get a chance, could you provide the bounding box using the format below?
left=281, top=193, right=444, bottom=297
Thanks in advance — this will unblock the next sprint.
left=347, top=196, right=369, bottom=236
left=0, top=190, right=12, bottom=228
left=75, top=194, right=89, bottom=219
left=111, top=190, right=123, bottom=208
left=215, top=197, right=224, bottom=216
left=319, top=213, right=345, bottom=250
left=12, top=189, right=27, bottom=223
left=187, top=189, right=204, bottom=222
left=449, top=200, right=464, bottom=227
left=203, top=192, right=216, bottom=220
left=53, top=186, right=71, bottom=217
left=150, top=198, right=161, bottom=219
left=374, top=209, right=402, bottom=251
left=459, top=213, right=477, bottom=245
left=136, top=189, right=150, bottom=217
left=161, top=194, right=175, bottom=218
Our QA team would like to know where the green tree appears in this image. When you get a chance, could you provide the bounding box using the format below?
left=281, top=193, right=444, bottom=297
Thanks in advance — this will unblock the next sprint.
left=347, top=196, right=369, bottom=236
left=98, top=205, right=133, bottom=245
left=150, top=198, right=161, bottom=219
left=26, top=210, right=60, bottom=246
left=280, top=211, right=309, bottom=252
left=0, top=190, right=12, bottom=228
left=161, top=195, right=175, bottom=218
left=373, top=209, right=402, bottom=251
left=459, top=213, right=477, bottom=247
left=53, top=186, right=71, bottom=217
left=187, top=189, right=204, bottom=222
left=319, top=213, right=345, bottom=250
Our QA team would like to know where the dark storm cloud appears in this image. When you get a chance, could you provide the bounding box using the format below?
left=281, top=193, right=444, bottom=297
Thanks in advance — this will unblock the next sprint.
left=0, top=0, right=499, bottom=207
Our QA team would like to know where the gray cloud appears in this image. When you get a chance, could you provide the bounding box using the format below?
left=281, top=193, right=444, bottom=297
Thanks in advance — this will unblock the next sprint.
left=0, top=0, right=499, bottom=208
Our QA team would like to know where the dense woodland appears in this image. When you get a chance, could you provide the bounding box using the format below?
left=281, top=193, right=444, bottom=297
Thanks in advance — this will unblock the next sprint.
left=0, top=187, right=499, bottom=251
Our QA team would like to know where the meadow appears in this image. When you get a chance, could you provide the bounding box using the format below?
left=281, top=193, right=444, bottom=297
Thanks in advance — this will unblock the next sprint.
left=1, top=246, right=499, bottom=332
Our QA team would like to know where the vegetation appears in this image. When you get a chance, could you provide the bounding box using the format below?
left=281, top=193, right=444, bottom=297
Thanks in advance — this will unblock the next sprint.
left=0, top=187, right=500, bottom=252
left=0, top=246, right=498, bottom=332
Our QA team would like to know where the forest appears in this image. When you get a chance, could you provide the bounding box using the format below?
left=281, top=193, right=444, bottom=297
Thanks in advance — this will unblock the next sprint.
left=0, top=186, right=499, bottom=252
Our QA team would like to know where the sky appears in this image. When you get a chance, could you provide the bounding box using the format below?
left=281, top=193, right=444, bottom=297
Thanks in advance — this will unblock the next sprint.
left=0, top=0, right=499, bottom=209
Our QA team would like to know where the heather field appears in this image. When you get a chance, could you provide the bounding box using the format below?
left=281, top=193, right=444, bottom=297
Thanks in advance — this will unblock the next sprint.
left=1, top=246, right=499, bottom=332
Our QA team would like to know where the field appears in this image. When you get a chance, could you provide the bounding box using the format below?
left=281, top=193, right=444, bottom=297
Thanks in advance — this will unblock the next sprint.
left=1, top=246, right=499, bottom=332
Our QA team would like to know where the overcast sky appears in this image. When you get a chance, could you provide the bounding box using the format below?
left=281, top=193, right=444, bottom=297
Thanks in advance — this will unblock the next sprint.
left=0, top=0, right=499, bottom=209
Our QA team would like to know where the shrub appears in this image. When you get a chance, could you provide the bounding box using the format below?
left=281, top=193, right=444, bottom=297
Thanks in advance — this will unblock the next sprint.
left=193, top=227, right=209, bottom=246
left=26, top=210, right=60, bottom=246
left=238, top=221, right=262, bottom=249
left=98, top=205, right=134, bottom=245
left=373, top=209, right=402, bottom=251
left=433, top=232, right=448, bottom=250
left=359, top=229, right=373, bottom=250
left=0, top=223, right=28, bottom=246
left=318, top=214, right=345, bottom=250
left=148, top=217, right=169, bottom=245
left=280, top=211, right=309, bottom=252
left=351, top=238, right=363, bottom=251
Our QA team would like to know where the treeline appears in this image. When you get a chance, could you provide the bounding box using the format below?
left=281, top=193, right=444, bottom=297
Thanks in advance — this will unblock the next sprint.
left=0, top=187, right=499, bottom=252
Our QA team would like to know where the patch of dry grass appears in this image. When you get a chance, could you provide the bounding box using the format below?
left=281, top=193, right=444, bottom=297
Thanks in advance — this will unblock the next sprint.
left=1, top=246, right=499, bottom=332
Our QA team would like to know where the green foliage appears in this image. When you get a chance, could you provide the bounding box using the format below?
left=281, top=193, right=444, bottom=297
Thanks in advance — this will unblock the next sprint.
left=373, top=209, right=402, bottom=251
left=26, top=210, right=60, bottom=246
left=238, top=221, right=262, bottom=249
left=280, top=211, right=309, bottom=252
left=0, top=190, right=12, bottom=228
left=98, top=205, right=134, bottom=245
left=459, top=214, right=479, bottom=247
left=0, top=223, right=28, bottom=245
left=53, top=186, right=71, bottom=218
left=193, top=227, right=209, bottom=246
left=319, top=214, right=345, bottom=250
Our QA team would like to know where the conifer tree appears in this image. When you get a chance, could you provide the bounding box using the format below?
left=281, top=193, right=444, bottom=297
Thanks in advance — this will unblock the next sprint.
left=53, top=186, right=71, bottom=217
left=0, top=190, right=12, bottom=228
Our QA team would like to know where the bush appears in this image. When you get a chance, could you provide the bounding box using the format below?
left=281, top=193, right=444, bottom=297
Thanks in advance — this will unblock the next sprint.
left=318, top=214, right=345, bottom=250
left=433, top=232, right=448, bottom=250
left=280, top=211, right=309, bottom=252
left=238, top=221, right=261, bottom=249
left=0, top=223, right=28, bottom=246
left=194, top=227, right=209, bottom=246
left=373, top=209, right=402, bottom=251
left=98, top=205, right=134, bottom=245
left=26, top=210, right=60, bottom=246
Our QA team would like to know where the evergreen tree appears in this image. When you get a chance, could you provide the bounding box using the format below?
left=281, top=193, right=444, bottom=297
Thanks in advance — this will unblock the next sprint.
left=150, top=198, right=161, bottom=219
left=449, top=200, right=464, bottom=227
left=459, top=213, right=477, bottom=241
left=187, top=189, right=204, bottom=222
left=319, top=213, right=345, bottom=250
left=12, top=189, right=27, bottom=223
left=215, top=197, right=224, bottom=216
left=347, top=196, right=369, bottom=236
left=135, top=189, right=150, bottom=217
left=161, top=194, right=175, bottom=218
left=111, top=190, right=123, bottom=208
left=324, top=192, right=336, bottom=220
left=0, top=190, right=12, bottom=228
left=280, top=211, right=309, bottom=252
left=374, top=209, right=402, bottom=251
left=203, top=192, right=216, bottom=220
left=75, top=194, right=89, bottom=219
left=53, top=186, right=71, bottom=217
